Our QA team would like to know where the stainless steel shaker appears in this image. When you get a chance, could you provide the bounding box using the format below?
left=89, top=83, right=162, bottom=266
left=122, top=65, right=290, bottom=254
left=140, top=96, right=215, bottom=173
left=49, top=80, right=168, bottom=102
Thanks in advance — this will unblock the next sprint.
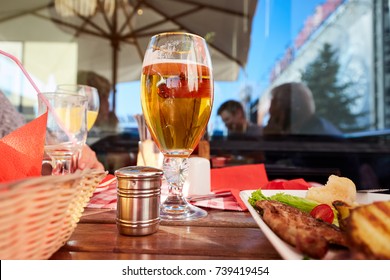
left=115, top=166, right=163, bottom=236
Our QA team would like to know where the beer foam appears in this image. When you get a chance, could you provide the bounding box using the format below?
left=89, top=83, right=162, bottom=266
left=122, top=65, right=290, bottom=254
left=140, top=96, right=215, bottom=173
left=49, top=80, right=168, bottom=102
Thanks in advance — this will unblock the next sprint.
left=142, top=58, right=208, bottom=68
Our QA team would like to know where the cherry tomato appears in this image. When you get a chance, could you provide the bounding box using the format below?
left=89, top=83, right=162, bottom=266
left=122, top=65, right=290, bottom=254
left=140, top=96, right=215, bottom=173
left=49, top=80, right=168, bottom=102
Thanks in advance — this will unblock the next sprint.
left=310, top=204, right=334, bottom=223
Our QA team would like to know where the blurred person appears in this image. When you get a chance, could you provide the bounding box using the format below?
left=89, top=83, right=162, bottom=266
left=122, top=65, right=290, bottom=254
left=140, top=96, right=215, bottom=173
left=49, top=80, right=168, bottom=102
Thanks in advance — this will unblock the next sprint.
left=0, top=90, right=104, bottom=172
left=76, top=145, right=104, bottom=171
left=262, top=82, right=368, bottom=187
left=78, top=71, right=138, bottom=173
left=217, top=100, right=262, bottom=140
left=77, top=71, right=119, bottom=131
left=264, top=82, right=341, bottom=136
left=0, top=90, right=25, bottom=138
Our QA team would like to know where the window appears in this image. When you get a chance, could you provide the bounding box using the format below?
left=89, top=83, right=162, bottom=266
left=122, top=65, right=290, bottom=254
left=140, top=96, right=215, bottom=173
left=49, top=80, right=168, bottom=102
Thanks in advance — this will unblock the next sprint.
left=0, top=41, right=77, bottom=121
left=1, top=0, right=389, bottom=189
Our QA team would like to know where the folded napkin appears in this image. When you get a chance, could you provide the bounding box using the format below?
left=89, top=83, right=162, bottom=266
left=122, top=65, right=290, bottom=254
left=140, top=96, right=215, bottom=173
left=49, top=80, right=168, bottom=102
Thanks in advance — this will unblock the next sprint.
left=263, top=178, right=312, bottom=190
left=210, top=164, right=269, bottom=211
left=0, top=112, right=47, bottom=182
left=0, top=49, right=49, bottom=183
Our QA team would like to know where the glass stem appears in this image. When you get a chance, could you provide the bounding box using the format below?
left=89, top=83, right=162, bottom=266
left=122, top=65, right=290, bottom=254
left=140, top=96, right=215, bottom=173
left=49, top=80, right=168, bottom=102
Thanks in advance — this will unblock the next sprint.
left=163, top=156, right=189, bottom=203
left=160, top=155, right=207, bottom=220
left=51, top=156, right=74, bottom=175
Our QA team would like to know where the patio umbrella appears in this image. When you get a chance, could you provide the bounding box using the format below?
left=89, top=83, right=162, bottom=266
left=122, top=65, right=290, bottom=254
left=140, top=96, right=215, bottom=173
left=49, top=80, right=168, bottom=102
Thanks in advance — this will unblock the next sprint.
left=0, top=0, right=257, bottom=111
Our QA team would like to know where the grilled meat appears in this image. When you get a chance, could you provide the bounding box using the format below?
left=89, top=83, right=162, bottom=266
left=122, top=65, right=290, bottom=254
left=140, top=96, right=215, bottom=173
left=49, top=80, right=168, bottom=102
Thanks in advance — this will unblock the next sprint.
left=255, top=200, right=347, bottom=259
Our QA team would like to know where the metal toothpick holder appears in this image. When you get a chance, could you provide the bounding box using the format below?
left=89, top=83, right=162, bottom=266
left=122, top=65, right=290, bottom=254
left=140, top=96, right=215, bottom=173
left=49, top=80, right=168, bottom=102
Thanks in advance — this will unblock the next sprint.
left=115, top=166, right=163, bottom=236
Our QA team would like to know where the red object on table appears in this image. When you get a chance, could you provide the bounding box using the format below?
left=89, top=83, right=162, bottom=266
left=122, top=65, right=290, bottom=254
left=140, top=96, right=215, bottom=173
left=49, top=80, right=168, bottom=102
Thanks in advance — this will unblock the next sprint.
left=210, top=164, right=269, bottom=210
left=263, top=178, right=311, bottom=190
left=0, top=112, right=47, bottom=182
left=87, top=174, right=117, bottom=209
left=210, top=164, right=312, bottom=211
left=88, top=165, right=313, bottom=212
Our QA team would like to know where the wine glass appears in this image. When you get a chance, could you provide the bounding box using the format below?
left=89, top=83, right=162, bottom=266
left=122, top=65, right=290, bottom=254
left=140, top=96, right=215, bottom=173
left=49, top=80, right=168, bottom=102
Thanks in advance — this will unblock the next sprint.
left=38, top=92, right=88, bottom=175
left=56, top=84, right=100, bottom=131
left=140, top=32, right=214, bottom=220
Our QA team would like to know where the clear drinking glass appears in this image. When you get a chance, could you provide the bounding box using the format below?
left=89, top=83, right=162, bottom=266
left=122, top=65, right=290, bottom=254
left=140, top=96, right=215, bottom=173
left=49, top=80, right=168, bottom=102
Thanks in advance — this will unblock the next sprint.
left=38, top=92, right=88, bottom=175
left=56, top=84, right=100, bottom=130
left=140, top=32, right=214, bottom=220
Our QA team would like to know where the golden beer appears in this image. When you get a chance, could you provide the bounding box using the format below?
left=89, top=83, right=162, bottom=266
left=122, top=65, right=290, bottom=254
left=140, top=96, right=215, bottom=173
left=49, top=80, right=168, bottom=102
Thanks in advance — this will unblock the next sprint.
left=141, top=62, right=213, bottom=156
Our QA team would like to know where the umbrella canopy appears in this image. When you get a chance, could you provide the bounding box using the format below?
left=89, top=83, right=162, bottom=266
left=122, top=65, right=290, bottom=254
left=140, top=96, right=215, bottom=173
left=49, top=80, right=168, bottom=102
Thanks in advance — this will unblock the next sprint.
left=0, top=0, right=257, bottom=110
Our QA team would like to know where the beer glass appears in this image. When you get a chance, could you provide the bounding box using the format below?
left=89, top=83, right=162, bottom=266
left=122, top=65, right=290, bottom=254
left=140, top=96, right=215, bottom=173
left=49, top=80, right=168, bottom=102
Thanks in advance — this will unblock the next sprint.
left=140, top=32, right=214, bottom=220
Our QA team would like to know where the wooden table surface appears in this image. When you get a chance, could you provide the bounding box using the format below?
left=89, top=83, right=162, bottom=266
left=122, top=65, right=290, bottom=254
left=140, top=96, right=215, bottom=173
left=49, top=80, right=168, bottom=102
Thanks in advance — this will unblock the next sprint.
left=50, top=208, right=282, bottom=260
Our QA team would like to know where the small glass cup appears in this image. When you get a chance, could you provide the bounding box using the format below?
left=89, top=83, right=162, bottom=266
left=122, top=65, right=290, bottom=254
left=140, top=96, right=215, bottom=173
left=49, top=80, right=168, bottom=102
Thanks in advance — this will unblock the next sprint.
left=56, top=84, right=100, bottom=131
left=38, top=92, right=88, bottom=175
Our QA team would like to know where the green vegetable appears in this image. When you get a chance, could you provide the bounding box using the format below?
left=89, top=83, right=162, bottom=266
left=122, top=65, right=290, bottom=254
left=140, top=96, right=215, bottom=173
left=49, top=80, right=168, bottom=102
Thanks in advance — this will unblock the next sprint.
left=269, top=192, right=319, bottom=213
left=248, top=189, right=318, bottom=212
left=248, top=189, right=269, bottom=206
left=248, top=189, right=339, bottom=226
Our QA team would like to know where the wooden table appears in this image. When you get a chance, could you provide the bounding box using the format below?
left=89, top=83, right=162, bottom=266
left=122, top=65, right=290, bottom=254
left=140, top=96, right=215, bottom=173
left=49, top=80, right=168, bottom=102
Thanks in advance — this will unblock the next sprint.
left=50, top=208, right=282, bottom=260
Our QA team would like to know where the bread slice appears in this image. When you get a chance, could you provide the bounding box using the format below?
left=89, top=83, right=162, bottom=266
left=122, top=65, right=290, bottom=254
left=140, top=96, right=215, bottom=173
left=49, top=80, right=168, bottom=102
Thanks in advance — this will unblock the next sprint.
left=347, top=201, right=390, bottom=259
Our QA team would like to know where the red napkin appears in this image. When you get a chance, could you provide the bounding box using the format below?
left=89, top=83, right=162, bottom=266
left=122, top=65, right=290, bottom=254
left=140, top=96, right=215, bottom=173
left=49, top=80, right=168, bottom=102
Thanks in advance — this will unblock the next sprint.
left=211, top=164, right=269, bottom=210
left=263, top=178, right=311, bottom=190
left=0, top=49, right=49, bottom=183
left=0, top=112, right=48, bottom=182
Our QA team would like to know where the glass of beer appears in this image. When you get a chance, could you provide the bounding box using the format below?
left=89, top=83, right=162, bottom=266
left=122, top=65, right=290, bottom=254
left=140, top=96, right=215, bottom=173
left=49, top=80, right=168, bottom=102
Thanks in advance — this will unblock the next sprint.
left=141, top=32, right=214, bottom=220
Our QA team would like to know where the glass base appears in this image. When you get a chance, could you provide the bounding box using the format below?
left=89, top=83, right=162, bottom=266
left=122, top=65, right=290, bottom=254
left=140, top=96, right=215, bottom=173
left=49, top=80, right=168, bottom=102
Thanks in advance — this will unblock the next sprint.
left=160, top=200, right=207, bottom=221
left=159, top=156, right=207, bottom=220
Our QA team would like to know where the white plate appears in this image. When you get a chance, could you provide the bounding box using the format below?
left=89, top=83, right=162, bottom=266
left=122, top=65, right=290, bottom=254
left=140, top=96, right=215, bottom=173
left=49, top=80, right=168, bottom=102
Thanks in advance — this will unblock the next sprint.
left=240, top=189, right=390, bottom=260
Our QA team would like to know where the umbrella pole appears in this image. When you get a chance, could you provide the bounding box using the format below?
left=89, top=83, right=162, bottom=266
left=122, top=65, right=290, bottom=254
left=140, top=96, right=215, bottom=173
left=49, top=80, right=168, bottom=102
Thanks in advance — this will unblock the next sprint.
left=111, top=0, right=119, bottom=113
left=112, top=41, right=118, bottom=113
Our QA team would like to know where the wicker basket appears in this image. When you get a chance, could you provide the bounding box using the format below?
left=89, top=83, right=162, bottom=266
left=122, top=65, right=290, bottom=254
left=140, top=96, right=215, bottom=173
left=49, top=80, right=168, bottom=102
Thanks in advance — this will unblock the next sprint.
left=0, top=169, right=107, bottom=260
